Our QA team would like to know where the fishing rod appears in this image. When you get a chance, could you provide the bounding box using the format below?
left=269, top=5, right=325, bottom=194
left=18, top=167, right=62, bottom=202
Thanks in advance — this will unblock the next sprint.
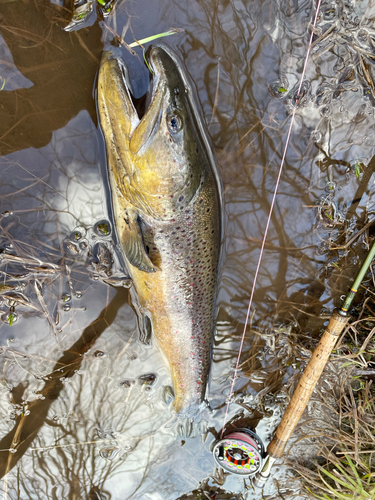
left=211, top=238, right=375, bottom=485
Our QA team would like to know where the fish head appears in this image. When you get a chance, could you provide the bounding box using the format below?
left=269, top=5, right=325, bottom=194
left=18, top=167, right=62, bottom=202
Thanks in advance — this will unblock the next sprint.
left=98, top=46, right=207, bottom=220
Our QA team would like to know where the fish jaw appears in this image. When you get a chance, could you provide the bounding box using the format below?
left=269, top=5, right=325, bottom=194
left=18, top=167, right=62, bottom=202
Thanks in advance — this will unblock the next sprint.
left=98, top=51, right=140, bottom=141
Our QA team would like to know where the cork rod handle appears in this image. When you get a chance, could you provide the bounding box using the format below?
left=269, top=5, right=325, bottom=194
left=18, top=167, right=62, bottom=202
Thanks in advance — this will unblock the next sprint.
left=267, top=310, right=348, bottom=459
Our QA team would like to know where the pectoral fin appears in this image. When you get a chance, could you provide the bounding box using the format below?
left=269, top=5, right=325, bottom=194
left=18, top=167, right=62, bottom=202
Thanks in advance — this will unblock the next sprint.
left=122, top=210, right=157, bottom=273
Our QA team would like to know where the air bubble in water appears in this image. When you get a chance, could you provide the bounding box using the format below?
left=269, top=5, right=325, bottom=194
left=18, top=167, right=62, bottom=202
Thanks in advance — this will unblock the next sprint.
left=70, top=227, right=86, bottom=242
left=325, top=181, right=336, bottom=193
left=63, top=304, right=71, bottom=312
left=99, top=446, right=119, bottom=459
left=269, top=79, right=289, bottom=98
left=94, top=220, right=111, bottom=237
left=311, top=130, right=322, bottom=142
left=163, top=386, right=175, bottom=404
left=2, top=313, right=18, bottom=326
left=94, top=350, right=105, bottom=357
left=75, top=291, right=82, bottom=298
left=61, top=293, right=71, bottom=303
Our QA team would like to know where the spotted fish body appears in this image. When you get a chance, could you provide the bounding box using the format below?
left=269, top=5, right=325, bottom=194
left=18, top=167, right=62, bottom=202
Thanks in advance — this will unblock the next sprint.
left=98, top=46, right=221, bottom=416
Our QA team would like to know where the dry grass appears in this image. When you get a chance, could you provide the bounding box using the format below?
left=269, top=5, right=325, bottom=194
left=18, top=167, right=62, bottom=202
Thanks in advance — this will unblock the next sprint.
left=291, top=312, right=375, bottom=499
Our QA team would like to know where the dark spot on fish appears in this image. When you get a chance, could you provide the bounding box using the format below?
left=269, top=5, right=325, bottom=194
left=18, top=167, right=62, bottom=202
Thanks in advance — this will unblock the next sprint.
left=199, top=199, right=203, bottom=204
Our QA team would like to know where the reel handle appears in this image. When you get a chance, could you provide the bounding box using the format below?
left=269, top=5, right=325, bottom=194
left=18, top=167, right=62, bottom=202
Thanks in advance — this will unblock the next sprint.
left=267, top=309, right=348, bottom=459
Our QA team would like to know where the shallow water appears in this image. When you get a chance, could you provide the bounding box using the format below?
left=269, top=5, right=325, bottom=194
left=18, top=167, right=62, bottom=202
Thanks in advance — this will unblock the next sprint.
left=1, top=0, right=375, bottom=498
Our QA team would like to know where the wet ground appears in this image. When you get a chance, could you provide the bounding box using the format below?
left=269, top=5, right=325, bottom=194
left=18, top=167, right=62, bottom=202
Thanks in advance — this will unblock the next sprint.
left=1, top=0, right=375, bottom=498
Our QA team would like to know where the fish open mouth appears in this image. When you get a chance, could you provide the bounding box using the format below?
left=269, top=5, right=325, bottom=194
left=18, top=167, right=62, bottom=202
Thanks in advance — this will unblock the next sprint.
left=113, top=46, right=167, bottom=154
left=100, top=46, right=182, bottom=154
left=117, top=46, right=159, bottom=122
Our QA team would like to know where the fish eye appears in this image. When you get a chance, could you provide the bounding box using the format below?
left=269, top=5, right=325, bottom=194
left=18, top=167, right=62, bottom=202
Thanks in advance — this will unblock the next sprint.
left=167, top=113, right=182, bottom=133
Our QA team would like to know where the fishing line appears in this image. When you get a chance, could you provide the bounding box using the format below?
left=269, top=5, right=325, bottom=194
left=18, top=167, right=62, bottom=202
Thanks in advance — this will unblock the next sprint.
left=220, top=0, right=322, bottom=438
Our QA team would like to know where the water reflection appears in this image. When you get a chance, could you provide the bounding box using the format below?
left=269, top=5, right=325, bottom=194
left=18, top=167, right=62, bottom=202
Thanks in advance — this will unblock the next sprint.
left=0, top=33, right=33, bottom=91
left=1, top=0, right=375, bottom=498
left=0, top=0, right=102, bottom=155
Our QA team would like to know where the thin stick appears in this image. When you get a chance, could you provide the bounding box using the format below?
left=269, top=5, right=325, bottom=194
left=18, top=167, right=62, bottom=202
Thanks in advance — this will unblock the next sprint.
left=209, top=58, right=221, bottom=127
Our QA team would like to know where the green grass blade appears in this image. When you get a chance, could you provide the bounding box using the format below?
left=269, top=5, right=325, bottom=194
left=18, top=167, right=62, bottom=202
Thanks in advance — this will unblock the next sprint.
left=319, top=467, right=359, bottom=493
left=143, top=49, right=153, bottom=75
left=343, top=454, right=362, bottom=486
left=330, top=460, right=361, bottom=489
left=128, top=28, right=184, bottom=48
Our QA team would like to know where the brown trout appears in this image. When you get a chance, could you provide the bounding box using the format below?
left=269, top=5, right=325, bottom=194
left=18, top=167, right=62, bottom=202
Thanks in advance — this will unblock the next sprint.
left=98, top=46, right=222, bottom=416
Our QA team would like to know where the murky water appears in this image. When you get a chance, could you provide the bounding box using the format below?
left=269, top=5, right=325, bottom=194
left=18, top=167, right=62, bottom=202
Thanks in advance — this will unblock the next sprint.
left=1, top=0, right=375, bottom=498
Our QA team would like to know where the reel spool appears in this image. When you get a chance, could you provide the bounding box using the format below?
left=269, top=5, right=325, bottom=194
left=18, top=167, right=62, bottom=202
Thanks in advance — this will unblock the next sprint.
left=212, top=428, right=264, bottom=476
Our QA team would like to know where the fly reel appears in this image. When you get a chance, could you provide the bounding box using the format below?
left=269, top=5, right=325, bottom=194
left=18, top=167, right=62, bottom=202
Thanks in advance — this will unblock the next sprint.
left=212, top=428, right=264, bottom=476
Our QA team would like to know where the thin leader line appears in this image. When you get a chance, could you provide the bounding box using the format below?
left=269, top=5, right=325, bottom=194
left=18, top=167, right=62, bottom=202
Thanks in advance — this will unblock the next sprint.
left=220, top=0, right=322, bottom=438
